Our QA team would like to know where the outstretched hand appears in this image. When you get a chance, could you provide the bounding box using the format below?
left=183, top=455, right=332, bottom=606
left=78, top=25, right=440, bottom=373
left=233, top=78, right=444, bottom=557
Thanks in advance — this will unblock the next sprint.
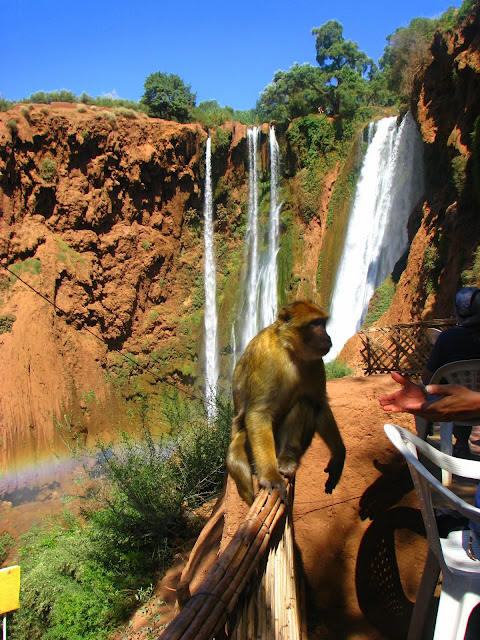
left=378, top=372, right=426, bottom=413
left=379, top=372, right=480, bottom=421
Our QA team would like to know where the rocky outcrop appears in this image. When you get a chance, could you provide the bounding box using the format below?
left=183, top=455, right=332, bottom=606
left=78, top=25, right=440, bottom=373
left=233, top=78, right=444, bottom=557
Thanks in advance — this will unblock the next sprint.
left=381, top=5, right=480, bottom=325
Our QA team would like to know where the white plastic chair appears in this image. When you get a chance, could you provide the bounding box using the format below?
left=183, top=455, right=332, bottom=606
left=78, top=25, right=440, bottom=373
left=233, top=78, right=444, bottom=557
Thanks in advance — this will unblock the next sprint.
left=384, top=423, right=480, bottom=640
left=427, top=327, right=443, bottom=346
left=415, top=359, right=480, bottom=485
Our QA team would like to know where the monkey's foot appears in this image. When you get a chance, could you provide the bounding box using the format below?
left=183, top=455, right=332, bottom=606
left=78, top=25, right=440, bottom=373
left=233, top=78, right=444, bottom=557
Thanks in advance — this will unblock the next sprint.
left=277, top=458, right=298, bottom=480
left=324, top=453, right=345, bottom=494
left=259, top=475, right=288, bottom=503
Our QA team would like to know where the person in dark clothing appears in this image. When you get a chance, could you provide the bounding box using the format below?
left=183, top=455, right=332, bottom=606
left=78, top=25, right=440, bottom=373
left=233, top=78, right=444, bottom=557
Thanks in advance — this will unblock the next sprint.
left=421, top=286, right=480, bottom=457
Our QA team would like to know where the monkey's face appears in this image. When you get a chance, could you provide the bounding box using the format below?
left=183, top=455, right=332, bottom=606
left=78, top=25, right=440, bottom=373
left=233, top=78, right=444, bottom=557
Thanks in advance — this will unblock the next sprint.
left=303, top=317, right=332, bottom=359
left=277, top=300, right=332, bottom=361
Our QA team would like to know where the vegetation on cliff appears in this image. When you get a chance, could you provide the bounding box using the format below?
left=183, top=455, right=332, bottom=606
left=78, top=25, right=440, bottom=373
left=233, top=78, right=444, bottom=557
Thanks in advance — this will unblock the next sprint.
left=8, top=394, right=232, bottom=640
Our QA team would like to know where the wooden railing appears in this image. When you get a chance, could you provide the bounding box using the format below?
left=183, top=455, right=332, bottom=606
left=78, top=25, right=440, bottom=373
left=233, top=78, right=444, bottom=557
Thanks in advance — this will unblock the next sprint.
left=159, top=481, right=305, bottom=640
left=358, top=320, right=455, bottom=376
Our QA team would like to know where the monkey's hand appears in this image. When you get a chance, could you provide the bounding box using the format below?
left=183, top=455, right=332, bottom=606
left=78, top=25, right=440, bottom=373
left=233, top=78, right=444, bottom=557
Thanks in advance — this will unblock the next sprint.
left=324, top=451, right=345, bottom=494
left=259, top=472, right=288, bottom=503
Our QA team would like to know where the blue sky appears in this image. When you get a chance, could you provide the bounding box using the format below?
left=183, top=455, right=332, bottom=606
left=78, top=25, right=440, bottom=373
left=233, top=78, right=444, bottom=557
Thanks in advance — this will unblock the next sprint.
left=1, top=0, right=462, bottom=111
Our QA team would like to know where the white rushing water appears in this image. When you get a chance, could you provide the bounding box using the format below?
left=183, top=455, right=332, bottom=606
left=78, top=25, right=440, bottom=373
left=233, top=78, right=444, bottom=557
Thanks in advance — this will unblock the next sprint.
left=235, top=126, right=283, bottom=362
left=203, top=137, right=218, bottom=418
left=259, top=126, right=282, bottom=329
left=326, top=112, right=425, bottom=362
left=239, top=126, right=261, bottom=354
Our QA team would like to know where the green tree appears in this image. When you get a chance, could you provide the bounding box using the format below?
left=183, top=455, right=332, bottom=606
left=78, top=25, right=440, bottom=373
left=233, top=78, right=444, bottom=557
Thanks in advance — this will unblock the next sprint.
left=311, top=20, right=377, bottom=115
left=379, top=17, right=438, bottom=101
left=256, top=63, right=325, bottom=121
left=191, top=100, right=234, bottom=127
left=141, top=71, right=196, bottom=122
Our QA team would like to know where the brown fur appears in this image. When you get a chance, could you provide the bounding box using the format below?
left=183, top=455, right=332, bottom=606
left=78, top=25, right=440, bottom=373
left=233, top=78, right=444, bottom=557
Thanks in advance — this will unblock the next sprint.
left=227, top=300, right=346, bottom=505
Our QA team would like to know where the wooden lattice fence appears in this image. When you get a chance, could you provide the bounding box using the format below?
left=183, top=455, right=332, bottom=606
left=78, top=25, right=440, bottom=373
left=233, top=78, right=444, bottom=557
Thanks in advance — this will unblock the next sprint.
left=358, top=320, right=455, bottom=376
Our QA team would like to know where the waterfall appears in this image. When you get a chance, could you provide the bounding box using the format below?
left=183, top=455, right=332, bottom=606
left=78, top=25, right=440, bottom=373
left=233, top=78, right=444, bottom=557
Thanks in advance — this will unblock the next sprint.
left=235, top=126, right=283, bottom=361
left=259, top=126, right=282, bottom=329
left=239, top=126, right=261, bottom=354
left=203, top=137, right=218, bottom=418
left=326, top=112, right=425, bottom=362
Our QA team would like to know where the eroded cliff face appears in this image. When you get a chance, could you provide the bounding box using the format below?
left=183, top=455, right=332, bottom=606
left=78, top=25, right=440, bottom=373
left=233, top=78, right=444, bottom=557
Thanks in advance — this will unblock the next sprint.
left=381, top=5, right=480, bottom=325
left=0, top=104, right=251, bottom=477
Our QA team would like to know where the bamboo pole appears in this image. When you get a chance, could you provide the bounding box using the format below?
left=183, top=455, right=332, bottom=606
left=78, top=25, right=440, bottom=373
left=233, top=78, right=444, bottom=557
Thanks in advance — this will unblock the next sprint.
left=159, top=487, right=287, bottom=640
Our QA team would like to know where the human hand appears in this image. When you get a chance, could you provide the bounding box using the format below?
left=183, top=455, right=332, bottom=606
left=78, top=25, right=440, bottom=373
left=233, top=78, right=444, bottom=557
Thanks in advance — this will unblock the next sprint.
left=378, top=372, right=427, bottom=413
left=418, top=383, right=480, bottom=421
left=379, top=373, right=480, bottom=421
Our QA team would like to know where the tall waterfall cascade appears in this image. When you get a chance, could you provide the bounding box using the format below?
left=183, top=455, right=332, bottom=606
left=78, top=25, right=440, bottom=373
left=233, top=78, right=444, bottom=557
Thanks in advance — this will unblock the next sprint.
left=240, top=126, right=261, bottom=354
left=235, top=126, right=282, bottom=363
left=202, top=137, right=219, bottom=418
left=260, top=126, right=282, bottom=329
left=325, top=112, right=425, bottom=362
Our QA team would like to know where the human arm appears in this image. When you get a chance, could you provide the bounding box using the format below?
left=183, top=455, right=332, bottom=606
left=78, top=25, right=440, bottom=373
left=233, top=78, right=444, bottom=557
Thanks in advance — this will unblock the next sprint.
left=379, top=372, right=480, bottom=421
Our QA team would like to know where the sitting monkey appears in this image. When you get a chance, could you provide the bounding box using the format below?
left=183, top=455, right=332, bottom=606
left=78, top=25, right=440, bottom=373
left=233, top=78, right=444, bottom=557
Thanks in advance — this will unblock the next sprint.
left=227, top=300, right=346, bottom=505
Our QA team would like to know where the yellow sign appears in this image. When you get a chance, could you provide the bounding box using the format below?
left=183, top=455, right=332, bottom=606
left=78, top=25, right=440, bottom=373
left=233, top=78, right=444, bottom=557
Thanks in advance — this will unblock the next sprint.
left=0, top=566, right=20, bottom=614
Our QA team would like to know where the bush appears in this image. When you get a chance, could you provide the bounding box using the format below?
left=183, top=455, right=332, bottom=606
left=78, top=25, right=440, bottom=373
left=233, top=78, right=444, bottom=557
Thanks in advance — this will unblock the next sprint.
left=113, top=106, right=138, bottom=119
left=103, top=111, right=117, bottom=128
left=0, top=313, right=16, bottom=334
left=9, top=515, right=138, bottom=640
left=462, top=245, right=480, bottom=286
left=70, top=391, right=232, bottom=563
left=0, top=97, right=13, bottom=112
left=0, top=532, right=14, bottom=564
left=6, top=118, right=18, bottom=137
left=10, top=392, right=233, bottom=639
left=363, top=276, right=395, bottom=328
left=287, top=115, right=336, bottom=169
left=325, top=358, right=353, bottom=379
left=20, top=105, right=32, bottom=121
left=40, top=157, right=57, bottom=182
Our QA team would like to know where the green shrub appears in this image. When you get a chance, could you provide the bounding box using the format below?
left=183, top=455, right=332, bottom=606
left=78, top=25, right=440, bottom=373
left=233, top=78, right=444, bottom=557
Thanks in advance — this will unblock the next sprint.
left=9, top=515, right=138, bottom=640
left=6, top=118, right=18, bottom=137
left=40, top=157, right=57, bottom=182
left=286, top=115, right=335, bottom=169
left=0, top=313, right=16, bottom=334
left=363, top=276, right=395, bottom=328
left=325, top=358, right=353, bottom=379
left=461, top=245, right=480, bottom=286
left=113, top=106, right=138, bottom=119
left=0, top=98, right=14, bottom=112
left=69, top=391, right=232, bottom=563
left=10, top=392, right=232, bottom=639
left=451, top=154, right=468, bottom=196
left=0, top=532, right=14, bottom=564
left=20, top=105, right=32, bottom=121
left=103, top=111, right=117, bottom=128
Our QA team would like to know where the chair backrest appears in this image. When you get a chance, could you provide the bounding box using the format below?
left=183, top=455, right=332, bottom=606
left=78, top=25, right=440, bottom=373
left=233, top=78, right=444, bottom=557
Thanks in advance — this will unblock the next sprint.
left=430, top=358, right=480, bottom=390
left=384, top=424, right=480, bottom=571
left=426, top=327, right=442, bottom=346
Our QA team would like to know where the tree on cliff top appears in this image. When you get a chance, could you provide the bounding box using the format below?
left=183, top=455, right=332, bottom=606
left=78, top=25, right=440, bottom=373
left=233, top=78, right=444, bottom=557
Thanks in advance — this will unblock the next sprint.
left=379, top=17, right=438, bottom=102
left=141, top=71, right=196, bottom=122
left=311, top=20, right=377, bottom=116
left=257, top=20, right=381, bottom=122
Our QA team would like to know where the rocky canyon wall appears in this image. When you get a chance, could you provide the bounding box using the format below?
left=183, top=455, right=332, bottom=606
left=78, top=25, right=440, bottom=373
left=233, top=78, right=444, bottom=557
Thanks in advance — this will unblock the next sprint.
left=0, top=105, right=255, bottom=475
left=380, top=4, right=480, bottom=325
